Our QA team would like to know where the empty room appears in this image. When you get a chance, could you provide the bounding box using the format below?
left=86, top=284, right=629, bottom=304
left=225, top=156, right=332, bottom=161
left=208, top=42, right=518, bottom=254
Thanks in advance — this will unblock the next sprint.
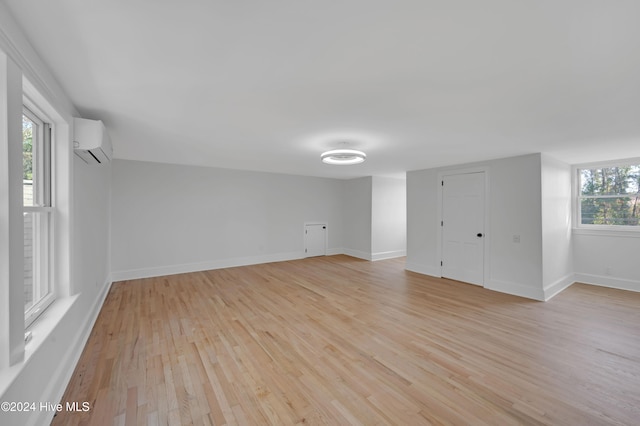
left=1, top=1, right=640, bottom=425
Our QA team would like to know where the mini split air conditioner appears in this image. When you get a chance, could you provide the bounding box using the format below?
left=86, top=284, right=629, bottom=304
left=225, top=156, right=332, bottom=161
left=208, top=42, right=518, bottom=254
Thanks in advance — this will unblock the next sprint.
left=73, top=117, right=112, bottom=164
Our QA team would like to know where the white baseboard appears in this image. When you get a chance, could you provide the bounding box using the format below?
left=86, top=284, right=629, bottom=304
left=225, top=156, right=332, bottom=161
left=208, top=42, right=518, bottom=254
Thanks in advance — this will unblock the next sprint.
left=543, top=274, right=575, bottom=301
left=485, top=279, right=545, bottom=301
left=326, top=248, right=344, bottom=256
left=405, top=262, right=441, bottom=278
left=371, top=250, right=406, bottom=261
left=111, top=251, right=305, bottom=281
left=342, top=248, right=372, bottom=261
left=574, top=273, right=640, bottom=293
left=30, top=278, right=112, bottom=426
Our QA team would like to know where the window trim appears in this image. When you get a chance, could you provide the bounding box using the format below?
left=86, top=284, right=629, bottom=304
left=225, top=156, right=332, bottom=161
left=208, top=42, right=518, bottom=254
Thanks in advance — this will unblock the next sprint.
left=1, top=43, right=74, bottom=375
left=23, top=75, right=73, bottom=299
left=22, top=102, right=55, bottom=328
left=573, top=158, right=640, bottom=234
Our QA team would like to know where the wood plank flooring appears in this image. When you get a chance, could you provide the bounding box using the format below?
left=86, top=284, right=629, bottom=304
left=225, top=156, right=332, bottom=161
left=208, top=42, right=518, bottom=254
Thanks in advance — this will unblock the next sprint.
left=53, top=255, right=640, bottom=425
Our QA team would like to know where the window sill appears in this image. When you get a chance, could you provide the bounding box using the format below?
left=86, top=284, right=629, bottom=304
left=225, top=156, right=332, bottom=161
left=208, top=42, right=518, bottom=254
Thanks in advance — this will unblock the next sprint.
left=24, top=294, right=78, bottom=355
left=0, top=294, right=78, bottom=397
left=573, top=227, right=640, bottom=238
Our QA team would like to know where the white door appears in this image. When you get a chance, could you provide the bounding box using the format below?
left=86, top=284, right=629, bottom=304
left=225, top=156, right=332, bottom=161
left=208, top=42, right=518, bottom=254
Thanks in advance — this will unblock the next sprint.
left=305, top=224, right=326, bottom=257
left=441, top=172, right=485, bottom=286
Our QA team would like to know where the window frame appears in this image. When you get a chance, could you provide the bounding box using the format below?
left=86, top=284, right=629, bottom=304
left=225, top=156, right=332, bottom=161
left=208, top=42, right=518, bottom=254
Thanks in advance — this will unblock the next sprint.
left=574, top=158, right=640, bottom=234
left=22, top=101, right=55, bottom=328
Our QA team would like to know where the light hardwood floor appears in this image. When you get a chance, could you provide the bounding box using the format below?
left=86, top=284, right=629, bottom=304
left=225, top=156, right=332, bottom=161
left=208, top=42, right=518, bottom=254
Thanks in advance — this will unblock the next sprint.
left=53, top=255, right=640, bottom=425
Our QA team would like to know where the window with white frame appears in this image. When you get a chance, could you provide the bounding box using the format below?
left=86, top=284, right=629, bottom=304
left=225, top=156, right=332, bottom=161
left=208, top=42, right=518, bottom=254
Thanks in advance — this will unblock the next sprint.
left=577, top=162, right=640, bottom=227
left=22, top=105, right=54, bottom=326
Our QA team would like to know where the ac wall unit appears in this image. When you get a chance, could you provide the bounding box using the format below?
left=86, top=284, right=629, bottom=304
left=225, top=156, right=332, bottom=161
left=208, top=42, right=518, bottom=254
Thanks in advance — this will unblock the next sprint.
left=73, top=117, right=112, bottom=164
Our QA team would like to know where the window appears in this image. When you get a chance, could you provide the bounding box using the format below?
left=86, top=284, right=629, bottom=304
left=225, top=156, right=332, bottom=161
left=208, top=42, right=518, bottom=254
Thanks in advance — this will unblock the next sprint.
left=578, top=163, right=640, bottom=227
left=22, top=106, right=54, bottom=327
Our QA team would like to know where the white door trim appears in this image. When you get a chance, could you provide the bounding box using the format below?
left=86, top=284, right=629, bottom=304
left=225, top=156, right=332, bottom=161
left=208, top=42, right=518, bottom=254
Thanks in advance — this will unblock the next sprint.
left=437, top=167, right=491, bottom=287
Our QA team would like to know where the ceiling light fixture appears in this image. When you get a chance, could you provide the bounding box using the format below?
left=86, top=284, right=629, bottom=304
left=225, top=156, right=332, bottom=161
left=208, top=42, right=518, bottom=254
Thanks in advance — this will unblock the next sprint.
left=321, top=149, right=366, bottom=165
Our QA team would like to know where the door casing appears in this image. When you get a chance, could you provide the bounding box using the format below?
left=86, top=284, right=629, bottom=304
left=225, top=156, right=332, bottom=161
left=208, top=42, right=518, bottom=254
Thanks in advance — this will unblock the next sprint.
left=437, top=167, right=490, bottom=287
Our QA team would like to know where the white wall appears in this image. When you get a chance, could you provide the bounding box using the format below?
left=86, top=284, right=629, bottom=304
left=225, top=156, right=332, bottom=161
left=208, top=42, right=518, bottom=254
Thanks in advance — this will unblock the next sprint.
left=342, top=176, right=373, bottom=259
left=407, top=154, right=546, bottom=300
left=406, top=168, right=440, bottom=276
left=574, top=232, right=640, bottom=292
left=371, top=176, right=406, bottom=260
left=488, top=155, right=543, bottom=298
left=73, top=160, right=112, bottom=293
left=0, top=4, right=112, bottom=425
left=541, top=154, right=574, bottom=299
left=110, top=159, right=345, bottom=279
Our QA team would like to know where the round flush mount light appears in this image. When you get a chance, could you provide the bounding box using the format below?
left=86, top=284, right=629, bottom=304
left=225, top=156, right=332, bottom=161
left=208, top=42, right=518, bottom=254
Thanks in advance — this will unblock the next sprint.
left=321, top=149, right=367, bottom=165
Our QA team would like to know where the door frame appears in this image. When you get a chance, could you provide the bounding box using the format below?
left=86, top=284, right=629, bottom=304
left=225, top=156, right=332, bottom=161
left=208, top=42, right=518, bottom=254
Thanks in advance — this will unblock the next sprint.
left=304, top=222, right=328, bottom=257
left=437, top=167, right=491, bottom=287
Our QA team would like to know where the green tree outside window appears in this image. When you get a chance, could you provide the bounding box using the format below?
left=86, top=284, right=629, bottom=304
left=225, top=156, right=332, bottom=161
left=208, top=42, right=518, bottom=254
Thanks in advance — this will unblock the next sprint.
left=580, top=165, right=640, bottom=226
left=23, top=115, right=33, bottom=180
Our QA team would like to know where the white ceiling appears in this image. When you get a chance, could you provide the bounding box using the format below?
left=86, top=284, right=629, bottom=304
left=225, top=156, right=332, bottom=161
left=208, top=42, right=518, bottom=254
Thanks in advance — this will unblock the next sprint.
left=5, top=0, right=640, bottom=179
